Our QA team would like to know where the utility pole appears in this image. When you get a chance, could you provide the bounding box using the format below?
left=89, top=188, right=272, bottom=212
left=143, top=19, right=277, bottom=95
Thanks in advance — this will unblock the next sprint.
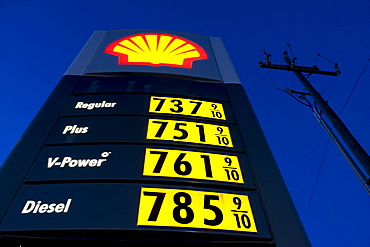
left=259, top=50, right=370, bottom=193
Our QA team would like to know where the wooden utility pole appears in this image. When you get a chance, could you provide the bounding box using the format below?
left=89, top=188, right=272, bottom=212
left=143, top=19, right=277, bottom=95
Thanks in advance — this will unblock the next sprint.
left=259, top=51, right=370, bottom=192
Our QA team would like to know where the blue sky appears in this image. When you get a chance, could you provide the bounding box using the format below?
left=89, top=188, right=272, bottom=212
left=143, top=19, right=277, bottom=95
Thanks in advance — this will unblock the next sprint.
left=1, top=0, right=369, bottom=246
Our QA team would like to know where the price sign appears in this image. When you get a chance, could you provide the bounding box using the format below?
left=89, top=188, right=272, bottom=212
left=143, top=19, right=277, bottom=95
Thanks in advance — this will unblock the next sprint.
left=149, top=96, right=226, bottom=120
left=143, top=148, right=244, bottom=183
left=137, top=187, right=257, bottom=233
left=146, top=119, right=233, bottom=147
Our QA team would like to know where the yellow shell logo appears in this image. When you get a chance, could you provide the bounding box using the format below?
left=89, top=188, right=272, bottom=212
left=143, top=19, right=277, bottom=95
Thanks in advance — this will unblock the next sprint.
left=104, top=33, right=208, bottom=69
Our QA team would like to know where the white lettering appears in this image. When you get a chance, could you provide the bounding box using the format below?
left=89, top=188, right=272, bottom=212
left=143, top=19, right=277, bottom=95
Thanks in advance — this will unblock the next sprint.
left=75, top=102, right=83, bottom=108
left=62, top=125, right=73, bottom=134
left=61, top=157, right=72, bottom=168
left=21, top=200, right=35, bottom=214
left=38, top=204, right=49, bottom=213
left=47, top=203, right=56, bottom=213
left=75, top=101, right=117, bottom=110
left=55, top=203, right=64, bottom=213
left=21, top=199, right=72, bottom=214
left=33, top=201, right=41, bottom=213
left=97, top=159, right=105, bottom=167
left=62, top=125, right=89, bottom=135
left=64, top=199, right=72, bottom=212
left=69, top=159, right=78, bottom=167
left=78, top=159, right=90, bottom=167
left=47, top=157, right=60, bottom=168
left=89, top=159, right=97, bottom=167
left=47, top=152, right=110, bottom=169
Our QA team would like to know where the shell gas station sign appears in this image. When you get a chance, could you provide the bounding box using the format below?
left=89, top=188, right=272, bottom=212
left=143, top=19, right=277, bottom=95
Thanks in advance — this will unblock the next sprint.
left=0, top=30, right=310, bottom=246
left=104, top=33, right=208, bottom=68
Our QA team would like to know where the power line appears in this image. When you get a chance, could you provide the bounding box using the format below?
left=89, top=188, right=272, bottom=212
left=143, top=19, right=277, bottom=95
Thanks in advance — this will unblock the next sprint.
left=251, top=1, right=276, bottom=99
left=339, top=58, right=370, bottom=116
left=259, top=51, right=370, bottom=192
left=340, top=0, right=366, bottom=65
left=261, top=1, right=276, bottom=50
left=286, top=0, right=301, bottom=45
left=303, top=137, right=330, bottom=222
left=314, top=0, right=337, bottom=65
left=264, top=70, right=282, bottom=126
left=290, top=122, right=320, bottom=190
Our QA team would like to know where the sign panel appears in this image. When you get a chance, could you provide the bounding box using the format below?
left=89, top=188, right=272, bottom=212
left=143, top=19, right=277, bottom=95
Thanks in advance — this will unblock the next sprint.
left=26, top=145, right=255, bottom=189
left=73, top=76, right=228, bottom=101
left=62, top=94, right=233, bottom=123
left=0, top=184, right=270, bottom=240
left=45, top=116, right=243, bottom=151
left=26, top=145, right=144, bottom=181
left=0, top=30, right=314, bottom=246
left=0, top=183, right=139, bottom=231
left=62, top=94, right=128, bottom=116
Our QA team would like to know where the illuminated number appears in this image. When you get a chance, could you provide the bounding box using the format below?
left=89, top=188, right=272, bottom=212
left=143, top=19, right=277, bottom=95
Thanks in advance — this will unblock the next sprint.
left=211, top=111, right=223, bottom=118
left=150, top=97, right=226, bottom=120
left=234, top=214, right=251, bottom=229
left=200, top=155, right=213, bottom=178
left=232, top=196, right=251, bottom=228
left=139, top=188, right=256, bottom=233
left=195, top=124, right=206, bottom=142
left=173, top=192, right=194, bottom=224
left=153, top=121, right=168, bottom=137
left=150, top=151, right=168, bottom=173
left=231, top=170, right=240, bottom=180
left=216, top=127, right=229, bottom=145
left=217, top=136, right=230, bottom=145
left=174, top=153, right=192, bottom=175
left=225, top=169, right=240, bottom=181
left=233, top=197, right=242, bottom=209
left=143, top=191, right=166, bottom=221
left=148, top=120, right=232, bottom=146
left=189, top=101, right=202, bottom=114
left=153, top=98, right=166, bottom=111
left=170, top=99, right=184, bottom=113
left=144, top=149, right=243, bottom=182
left=173, top=123, right=188, bottom=139
left=203, top=195, right=223, bottom=226
left=224, top=157, right=232, bottom=166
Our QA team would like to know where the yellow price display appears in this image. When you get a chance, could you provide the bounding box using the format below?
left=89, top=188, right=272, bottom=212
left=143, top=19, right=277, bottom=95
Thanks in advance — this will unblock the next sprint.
left=149, top=96, right=226, bottom=120
left=137, top=187, right=257, bottom=233
left=143, top=148, right=244, bottom=183
left=146, top=119, right=233, bottom=147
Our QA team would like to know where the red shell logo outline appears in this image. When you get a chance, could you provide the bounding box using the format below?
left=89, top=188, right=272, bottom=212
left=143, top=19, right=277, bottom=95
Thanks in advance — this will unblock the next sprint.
left=104, top=33, right=208, bottom=69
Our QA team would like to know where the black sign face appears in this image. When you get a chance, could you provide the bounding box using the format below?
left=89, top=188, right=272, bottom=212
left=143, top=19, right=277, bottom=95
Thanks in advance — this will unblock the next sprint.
left=62, top=94, right=147, bottom=116
left=73, top=76, right=228, bottom=100
left=0, top=74, right=271, bottom=243
left=25, top=145, right=256, bottom=189
left=0, top=183, right=270, bottom=240
left=45, top=116, right=245, bottom=152
left=1, top=30, right=310, bottom=246
left=0, top=183, right=140, bottom=231
left=62, top=94, right=235, bottom=123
